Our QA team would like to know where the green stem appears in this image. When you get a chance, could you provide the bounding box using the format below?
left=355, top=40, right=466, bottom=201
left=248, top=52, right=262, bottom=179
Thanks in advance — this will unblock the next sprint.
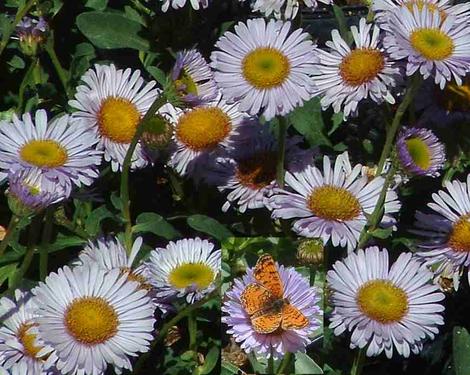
left=188, top=311, right=197, bottom=351
left=276, top=352, right=292, bottom=374
left=376, top=75, right=422, bottom=175
left=310, top=266, right=317, bottom=285
left=0, top=215, right=20, bottom=257
left=267, top=355, right=274, bottom=374
left=276, top=116, right=288, bottom=189
left=53, top=216, right=89, bottom=239
left=17, top=57, right=38, bottom=112
left=350, top=348, right=366, bottom=375
left=40, top=208, right=55, bottom=280
left=132, top=291, right=217, bottom=374
left=130, top=0, right=153, bottom=15
left=0, top=0, right=37, bottom=59
left=120, top=95, right=168, bottom=252
left=45, top=32, right=71, bottom=98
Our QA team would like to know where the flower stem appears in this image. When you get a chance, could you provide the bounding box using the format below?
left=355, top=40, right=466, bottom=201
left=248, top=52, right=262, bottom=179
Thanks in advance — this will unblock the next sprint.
left=276, top=116, right=288, bottom=189
left=350, top=348, right=366, bottom=375
left=188, top=311, right=197, bottom=351
left=17, top=57, right=38, bottom=112
left=45, top=32, right=71, bottom=99
left=267, top=354, right=275, bottom=374
left=376, top=75, right=422, bottom=175
left=0, top=0, right=37, bottom=59
left=276, top=352, right=292, bottom=374
left=39, top=208, right=55, bottom=280
left=310, top=266, right=317, bottom=285
left=0, top=215, right=21, bottom=257
left=120, top=95, right=167, bottom=252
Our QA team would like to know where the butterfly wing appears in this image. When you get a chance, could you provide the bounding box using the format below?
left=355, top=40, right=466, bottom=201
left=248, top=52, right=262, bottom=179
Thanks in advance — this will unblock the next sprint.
left=240, top=283, right=274, bottom=316
left=251, top=308, right=283, bottom=334
left=281, top=302, right=309, bottom=331
left=253, top=254, right=283, bottom=299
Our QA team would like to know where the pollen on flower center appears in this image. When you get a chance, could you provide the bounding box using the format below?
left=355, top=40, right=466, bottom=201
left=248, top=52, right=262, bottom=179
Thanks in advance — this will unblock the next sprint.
left=64, top=296, right=118, bottom=345
left=357, top=280, right=409, bottom=324
left=405, top=137, right=431, bottom=170
left=307, top=185, right=361, bottom=221
left=410, top=28, right=454, bottom=61
left=17, top=323, right=43, bottom=359
left=168, top=263, right=214, bottom=289
left=448, top=215, right=470, bottom=252
left=242, top=47, right=291, bottom=89
left=236, top=151, right=277, bottom=189
left=339, top=48, right=385, bottom=86
left=20, top=140, right=68, bottom=168
left=176, top=107, right=231, bottom=151
left=120, top=267, right=152, bottom=291
left=98, top=97, right=141, bottom=144
left=175, top=69, right=198, bottom=96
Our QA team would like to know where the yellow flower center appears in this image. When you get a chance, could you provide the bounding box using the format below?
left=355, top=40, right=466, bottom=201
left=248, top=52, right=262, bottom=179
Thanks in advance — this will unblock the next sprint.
left=176, top=107, right=231, bottom=151
left=175, top=69, right=198, bottom=96
left=236, top=151, right=277, bottom=189
left=307, top=185, right=361, bottom=221
left=168, top=263, right=215, bottom=289
left=20, top=140, right=68, bottom=168
left=357, top=280, right=409, bottom=324
left=17, top=323, right=43, bottom=359
left=120, top=267, right=152, bottom=291
left=437, top=78, right=470, bottom=112
left=410, top=28, right=454, bottom=61
left=449, top=215, right=470, bottom=252
left=64, top=297, right=118, bottom=345
left=339, top=48, right=385, bottom=86
left=242, top=47, right=290, bottom=89
left=405, top=137, right=431, bottom=170
left=98, top=97, right=141, bottom=144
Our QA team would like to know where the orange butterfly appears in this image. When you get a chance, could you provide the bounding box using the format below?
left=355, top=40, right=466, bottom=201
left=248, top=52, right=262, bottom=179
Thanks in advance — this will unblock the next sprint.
left=240, top=254, right=309, bottom=334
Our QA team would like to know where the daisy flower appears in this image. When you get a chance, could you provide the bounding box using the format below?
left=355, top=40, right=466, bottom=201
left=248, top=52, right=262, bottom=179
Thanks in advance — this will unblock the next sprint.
left=417, top=76, right=470, bottom=127
left=0, top=290, right=57, bottom=374
left=161, top=0, right=209, bottom=12
left=211, top=128, right=313, bottom=212
left=414, top=174, right=470, bottom=285
left=32, top=265, right=156, bottom=375
left=168, top=96, right=251, bottom=178
left=172, top=49, right=218, bottom=106
left=312, top=18, right=399, bottom=118
left=147, top=238, right=221, bottom=304
left=69, top=64, right=161, bottom=171
left=7, top=169, right=68, bottom=212
left=268, top=152, right=401, bottom=252
left=328, top=247, right=445, bottom=358
left=373, top=0, right=470, bottom=28
left=243, top=0, right=333, bottom=19
left=0, top=110, right=101, bottom=197
left=223, top=256, right=322, bottom=359
left=210, top=18, right=318, bottom=120
left=395, top=127, right=445, bottom=177
left=383, top=6, right=470, bottom=88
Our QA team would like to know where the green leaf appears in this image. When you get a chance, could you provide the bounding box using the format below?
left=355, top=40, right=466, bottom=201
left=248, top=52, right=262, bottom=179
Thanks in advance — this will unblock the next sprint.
left=295, top=353, right=323, bottom=374
left=187, top=215, right=233, bottom=242
left=289, top=98, right=332, bottom=147
left=133, top=213, right=181, bottom=240
left=221, top=361, right=240, bottom=375
left=369, top=227, right=393, bottom=240
left=46, top=234, right=87, bottom=254
left=0, top=264, right=18, bottom=288
left=85, top=0, right=108, bottom=10
left=76, top=11, right=150, bottom=51
left=85, top=206, right=114, bottom=236
left=8, top=55, right=25, bottom=70
left=453, top=326, right=470, bottom=375
left=196, top=346, right=219, bottom=374
left=146, top=66, right=167, bottom=86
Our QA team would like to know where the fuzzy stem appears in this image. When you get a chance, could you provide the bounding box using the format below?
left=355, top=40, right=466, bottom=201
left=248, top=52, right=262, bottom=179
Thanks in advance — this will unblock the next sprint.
left=120, top=95, right=167, bottom=252
left=188, top=311, right=197, bottom=351
left=0, top=215, right=21, bottom=257
left=45, top=32, right=71, bottom=99
left=276, top=352, right=292, bottom=374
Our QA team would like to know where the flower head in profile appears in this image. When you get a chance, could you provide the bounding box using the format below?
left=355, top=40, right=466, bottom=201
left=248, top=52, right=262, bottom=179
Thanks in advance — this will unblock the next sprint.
left=172, top=49, right=218, bottom=106
left=312, top=18, right=399, bottom=118
left=328, top=247, right=445, bottom=358
left=69, top=64, right=161, bottom=171
left=0, top=110, right=101, bottom=197
left=414, top=174, right=470, bottom=285
left=396, top=127, right=445, bottom=177
left=383, top=6, right=470, bottom=88
left=223, top=254, right=322, bottom=359
left=269, top=152, right=401, bottom=252
left=147, top=238, right=221, bottom=304
left=0, top=290, right=57, bottom=375
left=160, top=0, right=209, bottom=12
left=32, top=265, right=156, bottom=375
left=211, top=18, right=318, bottom=120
